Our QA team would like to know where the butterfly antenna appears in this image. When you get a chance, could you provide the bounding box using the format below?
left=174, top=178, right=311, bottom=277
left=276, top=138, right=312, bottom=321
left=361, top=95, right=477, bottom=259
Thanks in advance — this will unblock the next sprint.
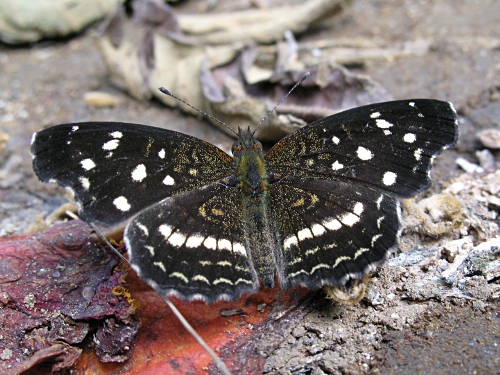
left=89, top=222, right=233, bottom=375
left=253, top=71, right=310, bottom=136
left=159, top=87, right=238, bottom=137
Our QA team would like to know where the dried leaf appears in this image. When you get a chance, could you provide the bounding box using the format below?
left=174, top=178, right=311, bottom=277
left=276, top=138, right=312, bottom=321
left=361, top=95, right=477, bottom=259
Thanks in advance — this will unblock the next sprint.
left=0, top=221, right=137, bottom=374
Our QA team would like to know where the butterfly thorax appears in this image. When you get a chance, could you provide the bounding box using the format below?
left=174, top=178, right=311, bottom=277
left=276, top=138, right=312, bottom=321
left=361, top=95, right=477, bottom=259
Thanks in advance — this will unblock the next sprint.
left=231, top=128, right=277, bottom=288
left=231, top=128, right=268, bottom=197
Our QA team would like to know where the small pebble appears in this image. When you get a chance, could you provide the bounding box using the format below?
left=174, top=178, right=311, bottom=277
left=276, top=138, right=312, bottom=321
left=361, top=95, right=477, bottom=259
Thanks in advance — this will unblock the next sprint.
left=475, top=149, right=496, bottom=171
left=456, top=157, right=484, bottom=173
left=84, top=91, right=120, bottom=107
left=477, top=128, right=500, bottom=149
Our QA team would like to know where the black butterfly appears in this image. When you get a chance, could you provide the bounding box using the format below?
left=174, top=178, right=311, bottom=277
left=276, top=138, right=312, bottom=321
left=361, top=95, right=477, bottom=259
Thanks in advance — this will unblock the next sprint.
left=31, top=99, right=458, bottom=302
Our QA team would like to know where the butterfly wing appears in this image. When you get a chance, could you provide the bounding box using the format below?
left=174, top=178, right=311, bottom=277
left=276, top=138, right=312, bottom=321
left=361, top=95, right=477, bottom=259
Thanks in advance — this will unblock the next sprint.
left=31, top=122, right=234, bottom=225
left=266, top=99, right=458, bottom=288
left=266, top=99, right=458, bottom=198
left=269, top=177, right=399, bottom=289
left=125, top=183, right=259, bottom=302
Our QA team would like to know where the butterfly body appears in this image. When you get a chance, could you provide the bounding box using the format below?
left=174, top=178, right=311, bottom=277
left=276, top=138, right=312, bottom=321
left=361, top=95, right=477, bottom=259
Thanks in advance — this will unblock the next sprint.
left=31, top=99, right=458, bottom=303
left=232, top=127, right=279, bottom=289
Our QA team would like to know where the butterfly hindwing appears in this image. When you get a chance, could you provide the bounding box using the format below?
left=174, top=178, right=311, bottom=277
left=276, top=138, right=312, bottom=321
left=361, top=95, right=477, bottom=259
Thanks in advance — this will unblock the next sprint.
left=31, top=122, right=233, bottom=225
left=125, top=183, right=259, bottom=302
left=269, top=177, right=400, bottom=289
left=266, top=99, right=458, bottom=198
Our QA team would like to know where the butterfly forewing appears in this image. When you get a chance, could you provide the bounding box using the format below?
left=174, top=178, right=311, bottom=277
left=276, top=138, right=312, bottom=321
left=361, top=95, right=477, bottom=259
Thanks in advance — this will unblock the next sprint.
left=125, top=183, right=259, bottom=302
left=31, top=122, right=233, bottom=225
left=266, top=99, right=458, bottom=198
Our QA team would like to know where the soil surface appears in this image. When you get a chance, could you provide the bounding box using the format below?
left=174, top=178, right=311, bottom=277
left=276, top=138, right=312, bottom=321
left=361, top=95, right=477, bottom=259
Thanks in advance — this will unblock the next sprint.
left=1, top=0, right=499, bottom=374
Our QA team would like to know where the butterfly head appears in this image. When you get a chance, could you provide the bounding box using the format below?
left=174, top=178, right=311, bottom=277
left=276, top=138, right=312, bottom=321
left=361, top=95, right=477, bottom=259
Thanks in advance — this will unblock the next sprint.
left=231, top=126, right=263, bottom=157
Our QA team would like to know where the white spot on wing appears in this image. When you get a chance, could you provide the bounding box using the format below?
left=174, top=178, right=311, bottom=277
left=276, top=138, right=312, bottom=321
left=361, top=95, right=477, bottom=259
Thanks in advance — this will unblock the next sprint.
left=311, top=263, right=329, bottom=274
left=233, top=242, right=247, bottom=256
left=353, top=202, right=364, bottom=215
left=103, top=139, right=119, bottom=150
left=409, top=102, right=415, bottom=107
left=354, top=248, right=369, bottom=259
left=30, top=132, right=37, bottom=145
left=357, top=146, right=373, bottom=160
left=71, top=125, right=79, bottom=132
left=218, top=239, right=232, bottom=251
left=414, top=148, right=423, bottom=161
left=311, top=224, right=326, bottom=236
left=131, top=164, right=147, bottom=182
left=159, top=224, right=173, bottom=239
left=289, top=256, right=303, bottom=266
left=204, top=237, right=217, bottom=250
left=370, top=112, right=381, bottom=119
left=288, top=269, right=308, bottom=278
left=170, top=272, right=188, bottom=283
left=186, top=235, right=204, bottom=248
left=79, top=176, right=90, bottom=190
left=332, top=160, right=344, bottom=170
left=376, top=119, right=393, bottom=129
left=371, top=234, right=382, bottom=247
left=110, top=131, right=123, bottom=138
left=235, top=278, right=254, bottom=285
left=154, top=261, right=166, bottom=272
left=163, top=175, right=175, bottom=186
left=332, top=136, right=340, bottom=144
left=284, top=235, right=298, bottom=250
left=376, top=194, right=384, bottom=210
left=305, top=247, right=320, bottom=256
left=340, top=202, right=363, bottom=227
left=298, top=228, right=313, bottom=241
left=377, top=216, right=385, bottom=229
left=341, top=212, right=359, bottom=226
left=158, top=148, right=166, bottom=159
left=136, top=222, right=149, bottom=236
left=192, top=275, right=210, bottom=284
left=213, top=278, right=233, bottom=285
left=80, top=158, right=95, bottom=170
left=168, top=232, right=186, bottom=247
left=332, top=256, right=350, bottom=269
left=403, top=133, right=416, bottom=143
left=113, top=196, right=130, bottom=211
left=145, top=245, right=155, bottom=256
left=383, top=171, right=397, bottom=186
left=323, top=218, right=341, bottom=231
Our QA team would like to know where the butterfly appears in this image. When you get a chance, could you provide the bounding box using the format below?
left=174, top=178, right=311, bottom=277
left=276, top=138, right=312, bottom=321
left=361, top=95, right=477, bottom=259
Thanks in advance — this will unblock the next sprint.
left=31, top=99, right=458, bottom=303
